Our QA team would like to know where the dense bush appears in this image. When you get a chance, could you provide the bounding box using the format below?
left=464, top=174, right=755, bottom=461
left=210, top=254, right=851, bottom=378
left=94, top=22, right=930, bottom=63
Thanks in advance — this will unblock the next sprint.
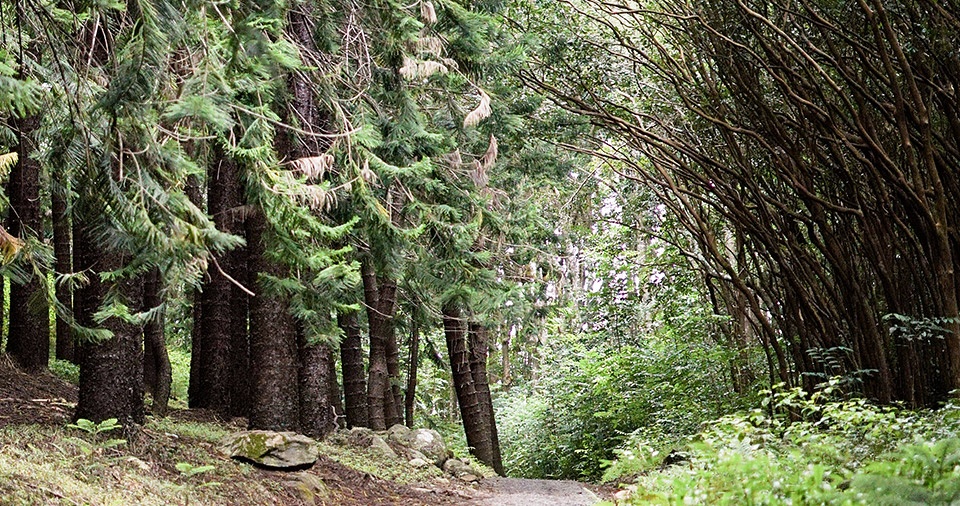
left=607, top=382, right=960, bottom=505
left=496, top=325, right=757, bottom=480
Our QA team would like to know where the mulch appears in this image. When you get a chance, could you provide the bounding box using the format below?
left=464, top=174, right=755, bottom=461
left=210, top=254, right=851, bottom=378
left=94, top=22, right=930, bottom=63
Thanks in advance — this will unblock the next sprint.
left=0, top=354, right=78, bottom=427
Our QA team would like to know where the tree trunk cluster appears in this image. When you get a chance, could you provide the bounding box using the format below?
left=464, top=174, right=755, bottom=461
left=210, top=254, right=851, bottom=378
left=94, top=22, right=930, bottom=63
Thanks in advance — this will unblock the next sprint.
left=525, top=0, right=960, bottom=406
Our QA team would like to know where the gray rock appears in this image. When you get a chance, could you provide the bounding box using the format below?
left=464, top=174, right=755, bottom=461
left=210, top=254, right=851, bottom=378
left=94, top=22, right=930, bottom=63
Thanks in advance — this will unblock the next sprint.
left=409, top=457, right=431, bottom=468
left=222, top=430, right=319, bottom=469
left=443, top=458, right=482, bottom=478
left=403, top=448, right=430, bottom=463
left=347, top=427, right=375, bottom=446
left=386, top=424, right=414, bottom=445
left=369, top=434, right=397, bottom=459
left=408, top=428, right=451, bottom=466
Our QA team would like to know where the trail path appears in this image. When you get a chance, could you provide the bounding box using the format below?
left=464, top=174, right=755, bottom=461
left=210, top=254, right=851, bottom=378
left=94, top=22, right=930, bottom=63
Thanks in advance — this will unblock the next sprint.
left=477, top=477, right=602, bottom=506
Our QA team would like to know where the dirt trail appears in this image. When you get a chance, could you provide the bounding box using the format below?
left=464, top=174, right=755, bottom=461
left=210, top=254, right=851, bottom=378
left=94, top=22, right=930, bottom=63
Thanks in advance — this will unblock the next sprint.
left=477, top=477, right=602, bottom=506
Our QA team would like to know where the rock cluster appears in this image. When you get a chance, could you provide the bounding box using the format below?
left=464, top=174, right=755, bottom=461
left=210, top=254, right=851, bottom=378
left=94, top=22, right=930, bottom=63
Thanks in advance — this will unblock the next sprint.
left=221, top=424, right=485, bottom=481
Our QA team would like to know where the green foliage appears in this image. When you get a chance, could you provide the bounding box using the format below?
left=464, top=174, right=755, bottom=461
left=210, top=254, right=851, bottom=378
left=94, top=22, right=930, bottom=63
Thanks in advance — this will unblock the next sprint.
left=49, top=359, right=80, bottom=385
left=176, top=462, right=216, bottom=477
left=607, top=387, right=960, bottom=505
left=67, top=417, right=122, bottom=435
left=497, top=318, right=751, bottom=480
left=66, top=418, right=127, bottom=456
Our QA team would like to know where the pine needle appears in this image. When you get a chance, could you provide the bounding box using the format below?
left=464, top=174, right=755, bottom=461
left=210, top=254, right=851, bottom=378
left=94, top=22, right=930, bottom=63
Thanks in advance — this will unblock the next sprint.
left=0, top=152, right=18, bottom=179
left=0, top=226, right=24, bottom=265
left=463, top=90, right=491, bottom=128
left=399, top=56, right=449, bottom=80
left=291, top=154, right=334, bottom=179
left=421, top=0, right=438, bottom=24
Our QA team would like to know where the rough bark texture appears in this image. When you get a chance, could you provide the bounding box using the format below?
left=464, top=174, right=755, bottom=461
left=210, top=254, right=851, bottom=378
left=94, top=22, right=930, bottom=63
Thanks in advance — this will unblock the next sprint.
left=363, top=260, right=389, bottom=430
left=298, top=324, right=338, bottom=438
left=142, top=268, right=171, bottom=416
left=6, top=112, right=50, bottom=371
left=404, top=321, right=420, bottom=428
left=247, top=210, right=300, bottom=431
left=443, top=303, right=497, bottom=471
left=338, top=311, right=369, bottom=428
left=73, top=222, right=144, bottom=429
left=468, top=322, right=503, bottom=475
left=52, top=170, right=74, bottom=363
left=229, top=238, right=251, bottom=419
left=384, top=310, right=403, bottom=427
left=195, top=150, right=239, bottom=415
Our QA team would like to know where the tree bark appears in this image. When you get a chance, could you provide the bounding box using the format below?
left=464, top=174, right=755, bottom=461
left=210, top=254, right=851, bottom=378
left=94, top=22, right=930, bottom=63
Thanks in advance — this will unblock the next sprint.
left=73, top=220, right=144, bottom=429
left=298, top=323, right=338, bottom=438
left=229, top=238, right=251, bottom=419
left=363, top=260, right=389, bottom=430
left=6, top=111, right=50, bottom=371
left=142, top=268, right=171, bottom=416
left=468, top=322, right=503, bottom=475
left=443, top=303, right=497, bottom=470
left=195, top=150, right=239, bottom=416
left=247, top=210, right=300, bottom=431
left=52, top=169, right=74, bottom=363
left=338, top=311, right=369, bottom=428
left=404, top=320, right=419, bottom=428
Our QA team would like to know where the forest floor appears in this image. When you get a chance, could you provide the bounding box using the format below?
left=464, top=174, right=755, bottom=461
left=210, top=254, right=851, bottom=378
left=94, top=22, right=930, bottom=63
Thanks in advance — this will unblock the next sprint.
left=0, top=356, right=612, bottom=505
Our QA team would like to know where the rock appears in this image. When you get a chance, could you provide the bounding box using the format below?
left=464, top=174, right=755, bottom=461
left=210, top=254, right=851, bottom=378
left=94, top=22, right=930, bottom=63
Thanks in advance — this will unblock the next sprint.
left=369, top=434, right=397, bottom=459
left=459, top=473, right=479, bottom=483
left=412, top=428, right=451, bottom=466
left=386, top=424, right=450, bottom=465
left=222, top=430, right=319, bottom=469
left=403, top=448, right=430, bottom=462
left=409, top=458, right=431, bottom=468
left=288, top=472, right=329, bottom=503
left=442, top=458, right=482, bottom=479
left=386, top=424, right=414, bottom=445
left=346, top=427, right=375, bottom=447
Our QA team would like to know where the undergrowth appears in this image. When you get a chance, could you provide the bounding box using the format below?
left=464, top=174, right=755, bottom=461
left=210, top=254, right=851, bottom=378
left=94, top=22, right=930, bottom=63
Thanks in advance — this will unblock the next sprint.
left=603, top=379, right=960, bottom=505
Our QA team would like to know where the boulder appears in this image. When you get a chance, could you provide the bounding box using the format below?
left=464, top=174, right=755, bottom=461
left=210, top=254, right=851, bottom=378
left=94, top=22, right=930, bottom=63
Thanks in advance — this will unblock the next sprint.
left=222, top=430, right=319, bottom=469
left=346, top=427, right=375, bottom=447
left=409, top=457, right=431, bottom=468
left=369, top=434, right=397, bottom=459
left=384, top=425, right=450, bottom=466
left=442, top=458, right=482, bottom=479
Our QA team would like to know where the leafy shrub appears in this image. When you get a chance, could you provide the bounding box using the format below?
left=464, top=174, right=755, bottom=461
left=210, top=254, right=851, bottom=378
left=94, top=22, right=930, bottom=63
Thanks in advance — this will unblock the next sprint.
left=611, top=384, right=960, bottom=505
left=496, top=328, right=755, bottom=480
left=50, top=358, right=79, bottom=384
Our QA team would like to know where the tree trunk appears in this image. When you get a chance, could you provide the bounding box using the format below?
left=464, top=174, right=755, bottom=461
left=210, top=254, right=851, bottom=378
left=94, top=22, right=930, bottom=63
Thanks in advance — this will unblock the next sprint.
left=443, top=303, right=497, bottom=470
left=338, top=311, right=369, bottom=428
left=51, top=169, right=74, bottom=363
left=468, top=322, right=503, bottom=475
left=229, top=238, right=251, bottom=419
left=298, top=323, right=337, bottom=438
left=195, top=150, right=239, bottom=416
left=247, top=210, right=300, bottom=431
left=73, top=220, right=144, bottom=429
left=6, top=112, right=50, bottom=371
left=404, top=320, right=419, bottom=428
left=363, top=260, right=389, bottom=430
left=384, top=310, right=403, bottom=427
left=142, top=268, right=171, bottom=416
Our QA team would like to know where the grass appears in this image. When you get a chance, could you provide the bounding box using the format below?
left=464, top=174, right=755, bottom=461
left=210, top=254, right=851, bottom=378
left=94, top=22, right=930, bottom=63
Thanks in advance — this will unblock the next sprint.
left=0, top=420, right=288, bottom=506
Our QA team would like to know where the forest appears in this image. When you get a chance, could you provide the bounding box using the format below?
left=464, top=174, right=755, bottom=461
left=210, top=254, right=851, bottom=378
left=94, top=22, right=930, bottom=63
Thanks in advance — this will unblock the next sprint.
left=2, top=0, right=960, bottom=504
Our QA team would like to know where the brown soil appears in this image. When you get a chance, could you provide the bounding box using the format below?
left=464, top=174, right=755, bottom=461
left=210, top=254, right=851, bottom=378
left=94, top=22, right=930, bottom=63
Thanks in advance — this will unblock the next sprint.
left=0, top=355, right=479, bottom=505
left=0, top=355, right=608, bottom=505
left=0, top=354, right=77, bottom=427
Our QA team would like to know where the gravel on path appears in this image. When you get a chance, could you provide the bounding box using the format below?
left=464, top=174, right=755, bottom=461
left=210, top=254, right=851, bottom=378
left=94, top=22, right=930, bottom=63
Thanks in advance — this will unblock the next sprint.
left=478, top=477, right=601, bottom=506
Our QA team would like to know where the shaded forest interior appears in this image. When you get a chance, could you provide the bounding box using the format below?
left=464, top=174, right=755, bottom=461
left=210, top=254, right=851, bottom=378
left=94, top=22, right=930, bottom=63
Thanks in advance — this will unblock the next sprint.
left=2, top=0, right=960, bottom=499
